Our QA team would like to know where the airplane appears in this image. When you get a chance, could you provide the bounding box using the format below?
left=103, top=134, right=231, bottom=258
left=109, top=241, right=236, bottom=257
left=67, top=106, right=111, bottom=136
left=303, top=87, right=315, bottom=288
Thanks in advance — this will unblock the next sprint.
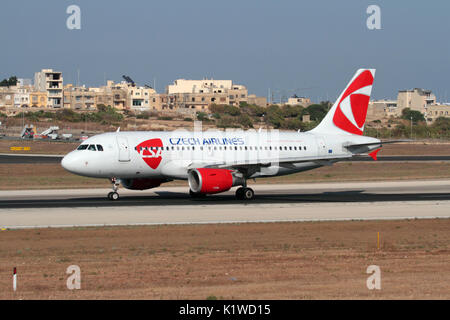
left=61, top=68, right=391, bottom=201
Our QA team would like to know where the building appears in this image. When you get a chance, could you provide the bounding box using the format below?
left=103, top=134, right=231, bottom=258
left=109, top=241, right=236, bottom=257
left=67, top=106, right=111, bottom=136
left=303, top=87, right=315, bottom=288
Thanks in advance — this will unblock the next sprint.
left=0, top=87, right=15, bottom=108
left=104, top=80, right=157, bottom=111
left=425, top=104, right=450, bottom=122
left=286, top=95, right=311, bottom=107
left=247, top=94, right=267, bottom=107
left=397, top=88, right=436, bottom=113
left=17, top=78, right=32, bottom=87
left=167, top=79, right=232, bottom=94
left=367, top=99, right=398, bottom=121
left=13, top=88, right=30, bottom=108
left=34, top=69, right=63, bottom=108
left=166, top=78, right=249, bottom=109
left=29, top=91, right=48, bottom=108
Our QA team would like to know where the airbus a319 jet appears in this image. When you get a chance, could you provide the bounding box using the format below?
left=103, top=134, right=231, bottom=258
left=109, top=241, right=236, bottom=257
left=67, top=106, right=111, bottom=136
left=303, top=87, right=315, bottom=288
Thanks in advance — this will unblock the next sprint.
left=62, top=69, right=390, bottom=201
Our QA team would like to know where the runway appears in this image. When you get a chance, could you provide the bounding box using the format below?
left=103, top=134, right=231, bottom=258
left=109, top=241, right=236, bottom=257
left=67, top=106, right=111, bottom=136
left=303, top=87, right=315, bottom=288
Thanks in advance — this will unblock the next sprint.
left=1, top=180, right=449, bottom=229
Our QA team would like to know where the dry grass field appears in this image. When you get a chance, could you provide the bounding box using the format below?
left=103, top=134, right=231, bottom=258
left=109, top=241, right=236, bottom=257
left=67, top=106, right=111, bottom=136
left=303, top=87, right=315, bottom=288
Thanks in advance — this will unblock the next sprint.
left=0, top=219, right=448, bottom=299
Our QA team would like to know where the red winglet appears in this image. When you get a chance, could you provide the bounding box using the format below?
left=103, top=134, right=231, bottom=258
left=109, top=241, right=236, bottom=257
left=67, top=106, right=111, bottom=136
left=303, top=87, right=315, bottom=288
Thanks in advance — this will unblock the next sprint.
left=368, top=148, right=381, bottom=161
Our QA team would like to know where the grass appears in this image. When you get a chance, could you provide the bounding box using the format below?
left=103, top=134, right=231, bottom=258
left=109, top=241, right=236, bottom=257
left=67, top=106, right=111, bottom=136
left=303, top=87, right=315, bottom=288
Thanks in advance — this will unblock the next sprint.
left=0, top=219, right=449, bottom=299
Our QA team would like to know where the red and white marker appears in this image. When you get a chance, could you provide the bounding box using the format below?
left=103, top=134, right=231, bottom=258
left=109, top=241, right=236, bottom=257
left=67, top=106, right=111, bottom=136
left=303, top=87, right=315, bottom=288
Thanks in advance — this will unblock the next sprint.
left=13, top=267, right=17, bottom=291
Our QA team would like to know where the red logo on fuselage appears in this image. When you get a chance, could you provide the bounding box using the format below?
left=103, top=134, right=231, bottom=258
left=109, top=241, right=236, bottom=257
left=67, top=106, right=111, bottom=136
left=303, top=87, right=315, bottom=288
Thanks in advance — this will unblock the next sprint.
left=333, top=70, right=374, bottom=135
left=135, top=138, right=163, bottom=169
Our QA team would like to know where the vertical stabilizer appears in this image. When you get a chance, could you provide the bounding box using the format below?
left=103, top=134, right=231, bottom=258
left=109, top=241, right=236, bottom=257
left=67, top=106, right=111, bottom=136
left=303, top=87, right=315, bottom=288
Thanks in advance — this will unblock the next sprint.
left=310, top=69, right=375, bottom=135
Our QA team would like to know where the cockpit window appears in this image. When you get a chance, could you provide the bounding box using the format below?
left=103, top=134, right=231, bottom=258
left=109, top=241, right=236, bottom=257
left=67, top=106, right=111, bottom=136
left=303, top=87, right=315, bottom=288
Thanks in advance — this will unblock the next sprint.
left=77, top=144, right=88, bottom=150
left=97, top=145, right=104, bottom=151
left=88, top=144, right=97, bottom=151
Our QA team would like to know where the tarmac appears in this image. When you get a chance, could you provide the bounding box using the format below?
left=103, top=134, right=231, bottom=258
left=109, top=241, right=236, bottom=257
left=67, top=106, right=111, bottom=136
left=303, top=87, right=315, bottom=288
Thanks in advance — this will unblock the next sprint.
left=1, top=180, right=449, bottom=229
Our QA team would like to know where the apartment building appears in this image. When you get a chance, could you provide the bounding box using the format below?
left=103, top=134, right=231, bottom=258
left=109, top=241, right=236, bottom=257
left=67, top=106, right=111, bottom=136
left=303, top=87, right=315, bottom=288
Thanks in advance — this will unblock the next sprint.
left=29, top=91, right=48, bottom=108
left=286, top=95, right=311, bottom=107
left=34, top=69, right=63, bottom=108
left=367, top=99, right=398, bottom=121
left=397, top=88, right=436, bottom=113
left=104, top=80, right=157, bottom=111
left=13, top=88, right=30, bottom=107
left=0, top=87, right=15, bottom=108
left=247, top=94, right=267, bottom=107
left=425, top=104, right=450, bottom=122
left=167, top=78, right=249, bottom=110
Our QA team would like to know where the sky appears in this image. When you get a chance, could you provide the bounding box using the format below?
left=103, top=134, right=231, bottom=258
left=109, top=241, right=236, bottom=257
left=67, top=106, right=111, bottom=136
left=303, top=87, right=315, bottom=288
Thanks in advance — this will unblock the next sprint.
left=1, top=0, right=450, bottom=103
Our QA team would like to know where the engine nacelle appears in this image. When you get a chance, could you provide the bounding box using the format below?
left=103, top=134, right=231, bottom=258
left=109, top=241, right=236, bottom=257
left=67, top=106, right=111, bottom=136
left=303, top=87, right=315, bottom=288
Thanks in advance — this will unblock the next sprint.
left=188, top=168, right=245, bottom=194
left=121, top=178, right=165, bottom=190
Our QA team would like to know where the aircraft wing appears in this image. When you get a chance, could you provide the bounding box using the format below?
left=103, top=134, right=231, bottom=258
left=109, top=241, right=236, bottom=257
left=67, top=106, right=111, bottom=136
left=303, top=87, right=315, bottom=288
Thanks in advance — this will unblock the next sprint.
left=188, top=154, right=352, bottom=173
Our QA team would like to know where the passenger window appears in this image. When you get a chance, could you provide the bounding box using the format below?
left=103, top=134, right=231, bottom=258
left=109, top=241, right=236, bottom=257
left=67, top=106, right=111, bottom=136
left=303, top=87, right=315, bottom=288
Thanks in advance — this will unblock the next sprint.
left=88, top=145, right=96, bottom=151
left=304, top=146, right=307, bottom=150
left=77, top=144, right=88, bottom=150
left=96, top=145, right=104, bottom=151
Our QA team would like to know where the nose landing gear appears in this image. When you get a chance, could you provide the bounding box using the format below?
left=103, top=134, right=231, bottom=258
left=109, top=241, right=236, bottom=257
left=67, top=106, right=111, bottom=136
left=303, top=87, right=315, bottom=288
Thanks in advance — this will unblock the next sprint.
left=108, top=178, right=120, bottom=201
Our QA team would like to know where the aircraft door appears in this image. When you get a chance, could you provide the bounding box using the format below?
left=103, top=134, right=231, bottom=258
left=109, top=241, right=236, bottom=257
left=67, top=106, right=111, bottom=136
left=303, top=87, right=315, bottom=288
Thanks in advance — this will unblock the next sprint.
left=117, top=136, right=131, bottom=162
left=316, top=137, right=327, bottom=156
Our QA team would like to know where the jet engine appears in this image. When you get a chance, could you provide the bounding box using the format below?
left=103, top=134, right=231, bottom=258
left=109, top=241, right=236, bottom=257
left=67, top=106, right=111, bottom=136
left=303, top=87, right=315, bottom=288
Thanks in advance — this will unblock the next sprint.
left=188, top=168, right=245, bottom=194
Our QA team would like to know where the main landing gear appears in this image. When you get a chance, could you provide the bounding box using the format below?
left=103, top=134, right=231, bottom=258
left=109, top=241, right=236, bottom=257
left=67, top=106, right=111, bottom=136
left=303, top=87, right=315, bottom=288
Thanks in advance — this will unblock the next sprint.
left=235, top=187, right=254, bottom=200
left=108, top=178, right=120, bottom=201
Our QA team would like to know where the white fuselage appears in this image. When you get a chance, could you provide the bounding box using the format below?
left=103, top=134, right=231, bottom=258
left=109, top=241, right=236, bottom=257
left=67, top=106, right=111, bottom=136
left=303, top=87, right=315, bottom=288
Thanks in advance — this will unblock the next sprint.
left=61, top=129, right=379, bottom=181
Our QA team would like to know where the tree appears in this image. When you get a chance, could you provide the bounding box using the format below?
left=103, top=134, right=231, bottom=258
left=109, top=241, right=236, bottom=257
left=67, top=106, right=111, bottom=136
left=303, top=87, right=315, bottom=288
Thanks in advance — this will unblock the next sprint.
left=401, top=108, right=425, bottom=123
left=302, top=102, right=330, bottom=121
left=0, top=76, right=17, bottom=87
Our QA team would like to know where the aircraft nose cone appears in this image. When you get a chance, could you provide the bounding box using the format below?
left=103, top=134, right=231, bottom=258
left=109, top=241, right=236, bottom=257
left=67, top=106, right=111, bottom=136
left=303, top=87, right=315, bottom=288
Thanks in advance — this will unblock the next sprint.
left=61, top=152, right=78, bottom=173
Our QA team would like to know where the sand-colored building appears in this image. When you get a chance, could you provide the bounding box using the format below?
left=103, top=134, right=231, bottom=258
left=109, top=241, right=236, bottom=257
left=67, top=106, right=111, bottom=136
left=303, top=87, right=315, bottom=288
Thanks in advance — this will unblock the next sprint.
left=247, top=94, right=267, bottom=107
left=34, top=69, right=63, bottom=108
left=0, top=87, right=15, bottom=108
left=167, top=78, right=249, bottom=109
left=367, top=99, right=398, bottom=121
left=286, top=95, right=311, bottom=107
left=29, top=91, right=48, bottom=108
left=397, top=88, right=436, bottom=113
left=425, top=104, right=450, bottom=122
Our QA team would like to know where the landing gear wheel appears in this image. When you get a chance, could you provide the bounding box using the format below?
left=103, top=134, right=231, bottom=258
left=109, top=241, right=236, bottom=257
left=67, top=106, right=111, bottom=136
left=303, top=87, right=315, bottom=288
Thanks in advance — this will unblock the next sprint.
left=236, top=187, right=254, bottom=200
left=189, top=189, right=206, bottom=198
left=108, top=192, right=119, bottom=201
left=242, top=187, right=254, bottom=200
left=108, top=177, right=120, bottom=200
left=235, top=187, right=245, bottom=200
